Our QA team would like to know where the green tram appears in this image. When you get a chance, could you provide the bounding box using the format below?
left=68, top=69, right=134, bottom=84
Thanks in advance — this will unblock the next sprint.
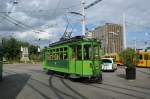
left=43, top=36, right=102, bottom=82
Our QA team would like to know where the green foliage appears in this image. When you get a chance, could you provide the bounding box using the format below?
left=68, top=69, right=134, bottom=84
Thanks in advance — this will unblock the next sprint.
left=2, top=37, right=42, bottom=62
left=119, top=48, right=140, bottom=69
left=3, top=38, right=21, bottom=61
left=146, top=47, right=150, bottom=49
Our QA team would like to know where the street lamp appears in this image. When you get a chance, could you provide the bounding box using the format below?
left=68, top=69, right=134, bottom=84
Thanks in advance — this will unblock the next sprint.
left=133, top=37, right=137, bottom=51
left=69, top=0, right=102, bottom=36
left=13, top=0, right=19, bottom=4
left=69, top=12, right=83, bottom=16
left=145, top=33, right=150, bottom=51
left=108, top=32, right=118, bottom=53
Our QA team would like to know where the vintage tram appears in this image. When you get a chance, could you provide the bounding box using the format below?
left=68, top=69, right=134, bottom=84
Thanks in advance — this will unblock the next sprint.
left=43, top=36, right=102, bottom=82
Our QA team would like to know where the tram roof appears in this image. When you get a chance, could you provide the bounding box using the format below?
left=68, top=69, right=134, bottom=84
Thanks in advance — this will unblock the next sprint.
left=49, top=36, right=98, bottom=47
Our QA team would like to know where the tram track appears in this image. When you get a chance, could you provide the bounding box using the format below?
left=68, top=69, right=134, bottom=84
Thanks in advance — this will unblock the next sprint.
left=101, top=82, right=150, bottom=95
left=89, top=82, right=149, bottom=99
left=2, top=64, right=150, bottom=99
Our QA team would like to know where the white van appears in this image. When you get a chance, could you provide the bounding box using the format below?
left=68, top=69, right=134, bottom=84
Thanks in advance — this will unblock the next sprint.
left=101, top=58, right=117, bottom=71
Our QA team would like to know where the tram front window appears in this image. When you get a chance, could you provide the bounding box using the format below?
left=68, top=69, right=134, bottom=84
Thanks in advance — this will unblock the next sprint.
left=72, top=44, right=99, bottom=60
left=84, top=45, right=92, bottom=60
left=83, top=45, right=100, bottom=60
left=94, top=46, right=99, bottom=60
left=72, top=45, right=92, bottom=60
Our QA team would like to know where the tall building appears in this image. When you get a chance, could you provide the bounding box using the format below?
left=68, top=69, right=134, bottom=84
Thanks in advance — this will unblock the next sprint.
left=93, top=23, right=123, bottom=53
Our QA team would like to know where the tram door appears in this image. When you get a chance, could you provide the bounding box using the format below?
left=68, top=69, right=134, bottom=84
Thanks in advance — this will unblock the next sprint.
left=147, top=54, right=150, bottom=67
left=144, top=54, right=148, bottom=67
left=144, top=54, right=150, bottom=67
left=76, top=45, right=83, bottom=75
left=72, top=45, right=83, bottom=75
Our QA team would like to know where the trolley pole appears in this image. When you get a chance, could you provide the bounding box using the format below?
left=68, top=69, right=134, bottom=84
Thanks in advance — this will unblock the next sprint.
left=81, top=0, right=86, bottom=36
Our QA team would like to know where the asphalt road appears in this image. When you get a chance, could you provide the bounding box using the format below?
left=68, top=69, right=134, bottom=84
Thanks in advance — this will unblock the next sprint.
left=0, top=64, right=150, bottom=99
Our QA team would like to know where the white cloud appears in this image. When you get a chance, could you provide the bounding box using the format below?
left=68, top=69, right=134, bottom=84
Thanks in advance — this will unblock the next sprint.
left=0, top=0, right=150, bottom=48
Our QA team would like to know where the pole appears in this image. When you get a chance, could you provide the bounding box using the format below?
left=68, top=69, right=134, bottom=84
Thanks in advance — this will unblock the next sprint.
left=123, top=13, right=127, bottom=49
left=81, top=0, right=86, bottom=36
left=145, top=33, right=148, bottom=51
left=134, top=37, right=136, bottom=51
left=113, top=34, right=115, bottom=53
left=106, top=36, right=108, bottom=54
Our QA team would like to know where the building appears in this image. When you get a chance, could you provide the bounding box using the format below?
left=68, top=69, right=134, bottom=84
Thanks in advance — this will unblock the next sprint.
left=85, top=31, right=93, bottom=39
left=93, top=23, right=123, bottom=54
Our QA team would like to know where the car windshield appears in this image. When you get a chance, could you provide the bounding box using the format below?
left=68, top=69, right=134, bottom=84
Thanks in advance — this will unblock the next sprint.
left=102, top=59, right=112, bottom=63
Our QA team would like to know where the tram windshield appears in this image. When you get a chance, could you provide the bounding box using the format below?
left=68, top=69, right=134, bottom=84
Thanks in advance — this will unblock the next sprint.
left=83, top=44, right=100, bottom=60
left=83, top=45, right=92, bottom=60
left=71, top=44, right=100, bottom=60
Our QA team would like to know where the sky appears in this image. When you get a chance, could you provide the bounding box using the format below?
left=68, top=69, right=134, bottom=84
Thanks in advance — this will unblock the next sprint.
left=0, top=0, right=150, bottom=48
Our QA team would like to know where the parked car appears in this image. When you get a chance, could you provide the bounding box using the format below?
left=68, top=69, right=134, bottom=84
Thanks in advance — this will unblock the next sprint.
left=101, top=58, right=117, bottom=71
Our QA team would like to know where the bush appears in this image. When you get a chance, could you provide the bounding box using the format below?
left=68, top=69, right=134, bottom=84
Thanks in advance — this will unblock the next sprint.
left=119, top=48, right=140, bottom=69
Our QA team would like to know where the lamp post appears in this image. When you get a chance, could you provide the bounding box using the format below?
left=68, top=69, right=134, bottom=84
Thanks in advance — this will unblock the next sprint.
left=145, top=33, right=150, bottom=51
left=69, top=0, right=102, bottom=36
left=81, top=0, right=86, bottom=36
left=133, top=37, right=137, bottom=51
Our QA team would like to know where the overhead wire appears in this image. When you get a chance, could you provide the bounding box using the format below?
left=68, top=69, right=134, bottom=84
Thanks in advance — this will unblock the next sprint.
left=35, top=1, right=81, bottom=31
left=0, top=0, right=18, bottom=23
left=0, top=0, right=82, bottom=44
left=34, top=0, right=62, bottom=45
left=85, top=0, right=102, bottom=9
left=0, top=3, right=81, bottom=14
left=5, top=14, right=47, bottom=34
left=0, top=0, right=81, bottom=31
left=126, top=21, right=150, bottom=31
left=0, top=0, right=83, bottom=47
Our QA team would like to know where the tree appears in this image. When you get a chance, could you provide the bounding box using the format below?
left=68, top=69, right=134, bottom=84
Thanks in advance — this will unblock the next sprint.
left=2, top=37, right=41, bottom=62
left=119, top=48, right=140, bottom=79
left=119, top=48, right=140, bottom=68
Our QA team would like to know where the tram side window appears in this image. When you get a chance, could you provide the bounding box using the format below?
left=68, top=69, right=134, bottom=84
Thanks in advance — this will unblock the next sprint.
left=94, top=46, right=99, bottom=60
left=57, top=47, right=68, bottom=60
left=47, top=48, right=68, bottom=60
left=139, top=54, right=143, bottom=60
left=54, top=49, right=58, bottom=60
left=60, top=52, right=63, bottom=60
left=63, top=47, right=68, bottom=60
left=47, top=50, right=50, bottom=60
left=64, top=47, right=67, bottom=51
left=77, top=45, right=82, bottom=60
left=48, top=54, right=52, bottom=60
left=144, top=54, right=148, bottom=60
left=52, top=49, right=55, bottom=60
left=64, top=52, right=67, bottom=60
left=59, top=48, right=63, bottom=60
